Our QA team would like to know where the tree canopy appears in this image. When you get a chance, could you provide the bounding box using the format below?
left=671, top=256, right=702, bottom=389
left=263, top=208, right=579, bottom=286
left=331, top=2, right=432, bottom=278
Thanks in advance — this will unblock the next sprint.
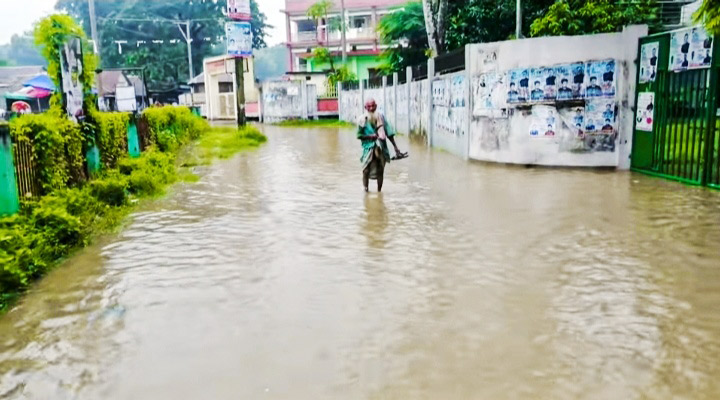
left=377, top=2, right=428, bottom=74
left=55, top=0, right=270, bottom=91
left=530, top=0, right=658, bottom=37
left=695, top=0, right=720, bottom=35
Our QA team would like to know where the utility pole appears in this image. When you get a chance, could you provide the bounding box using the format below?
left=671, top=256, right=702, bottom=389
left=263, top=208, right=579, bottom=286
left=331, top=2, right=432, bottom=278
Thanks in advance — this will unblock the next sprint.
left=340, top=0, right=347, bottom=64
left=88, top=0, right=102, bottom=96
left=235, top=57, right=246, bottom=127
left=177, top=21, right=194, bottom=82
left=515, top=0, right=522, bottom=39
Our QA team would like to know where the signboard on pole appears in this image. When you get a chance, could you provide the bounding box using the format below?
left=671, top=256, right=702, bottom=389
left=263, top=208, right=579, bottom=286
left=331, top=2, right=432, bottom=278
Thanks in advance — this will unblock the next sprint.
left=226, top=21, right=253, bottom=58
left=60, top=37, right=84, bottom=121
left=227, top=0, right=251, bottom=21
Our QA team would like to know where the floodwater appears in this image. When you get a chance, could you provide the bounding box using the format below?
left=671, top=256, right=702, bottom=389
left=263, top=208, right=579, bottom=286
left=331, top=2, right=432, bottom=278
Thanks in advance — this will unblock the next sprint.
left=1, top=125, right=720, bottom=400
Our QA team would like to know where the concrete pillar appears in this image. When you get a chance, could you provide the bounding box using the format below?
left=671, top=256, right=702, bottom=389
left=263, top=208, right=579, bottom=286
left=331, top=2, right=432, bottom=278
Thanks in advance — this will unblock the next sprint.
left=392, top=72, right=399, bottom=130
left=337, top=82, right=343, bottom=121
left=464, top=44, right=472, bottom=160
left=427, top=58, right=435, bottom=148
left=382, top=75, right=387, bottom=116
left=301, top=80, right=308, bottom=120
left=406, top=66, right=412, bottom=135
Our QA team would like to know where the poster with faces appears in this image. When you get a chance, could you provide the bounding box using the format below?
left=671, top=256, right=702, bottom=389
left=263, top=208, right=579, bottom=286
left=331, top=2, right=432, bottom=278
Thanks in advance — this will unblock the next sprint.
left=226, top=21, right=253, bottom=57
left=585, top=60, right=615, bottom=98
left=636, top=92, right=655, bottom=132
left=669, top=26, right=713, bottom=71
left=640, top=42, right=660, bottom=83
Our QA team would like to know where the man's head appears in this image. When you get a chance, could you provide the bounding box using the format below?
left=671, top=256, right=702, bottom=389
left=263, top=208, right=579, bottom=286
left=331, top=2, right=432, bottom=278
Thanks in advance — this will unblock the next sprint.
left=576, top=108, right=582, bottom=115
left=590, top=76, right=598, bottom=84
left=606, top=104, right=612, bottom=110
left=510, top=82, right=516, bottom=89
left=534, top=81, right=541, bottom=88
left=561, top=78, right=568, bottom=87
left=365, top=98, right=377, bottom=113
left=652, top=48, right=657, bottom=56
left=684, top=33, right=689, bottom=43
left=605, top=118, right=611, bottom=124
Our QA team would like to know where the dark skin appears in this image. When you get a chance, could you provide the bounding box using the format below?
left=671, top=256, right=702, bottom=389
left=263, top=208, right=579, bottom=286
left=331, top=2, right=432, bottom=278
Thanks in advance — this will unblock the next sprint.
left=359, top=102, right=403, bottom=192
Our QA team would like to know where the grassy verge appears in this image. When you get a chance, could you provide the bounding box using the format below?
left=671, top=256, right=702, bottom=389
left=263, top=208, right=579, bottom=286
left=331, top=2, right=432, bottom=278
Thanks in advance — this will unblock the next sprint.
left=273, top=119, right=354, bottom=128
left=0, top=125, right=266, bottom=313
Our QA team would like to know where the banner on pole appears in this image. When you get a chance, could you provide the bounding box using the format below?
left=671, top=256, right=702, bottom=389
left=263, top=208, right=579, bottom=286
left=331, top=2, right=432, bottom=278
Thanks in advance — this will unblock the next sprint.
left=226, top=22, right=253, bottom=58
left=227, top=0, right=251, bottom=21
left=60, top=37, right=85, bottom=121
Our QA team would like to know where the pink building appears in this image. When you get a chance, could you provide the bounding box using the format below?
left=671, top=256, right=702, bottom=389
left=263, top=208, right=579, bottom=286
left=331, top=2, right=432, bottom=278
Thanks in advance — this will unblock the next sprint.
left=284, top=0, right=408, bottom=80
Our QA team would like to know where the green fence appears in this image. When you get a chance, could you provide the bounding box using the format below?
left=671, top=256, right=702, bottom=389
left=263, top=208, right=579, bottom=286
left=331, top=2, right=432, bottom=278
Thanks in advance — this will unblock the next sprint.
left=631, top=30, right=720, bottom=189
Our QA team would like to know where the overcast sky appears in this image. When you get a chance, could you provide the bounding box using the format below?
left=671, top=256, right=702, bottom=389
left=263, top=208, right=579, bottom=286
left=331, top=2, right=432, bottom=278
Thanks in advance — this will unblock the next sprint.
left=0, top=0, right=287, bottom=46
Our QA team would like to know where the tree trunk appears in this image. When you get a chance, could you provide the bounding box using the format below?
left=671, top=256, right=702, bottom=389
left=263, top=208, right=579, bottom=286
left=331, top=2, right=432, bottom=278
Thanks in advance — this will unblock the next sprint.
left=422, top=0, right=438, bottom=56
left=436, top=0, right=447, bottom=52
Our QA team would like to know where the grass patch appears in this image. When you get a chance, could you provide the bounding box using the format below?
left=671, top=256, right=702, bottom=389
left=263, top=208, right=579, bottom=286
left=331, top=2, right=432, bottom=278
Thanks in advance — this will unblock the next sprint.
left=273, top=119, right=354, bottom=128
left=183, top=125, right=267, bottom=166
left=0, top=123, right=267, bottom=313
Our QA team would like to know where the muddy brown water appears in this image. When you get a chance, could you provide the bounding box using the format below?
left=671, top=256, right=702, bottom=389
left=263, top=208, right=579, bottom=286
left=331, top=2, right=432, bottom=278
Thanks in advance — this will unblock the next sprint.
left=1, top=125, right=720, bottom=399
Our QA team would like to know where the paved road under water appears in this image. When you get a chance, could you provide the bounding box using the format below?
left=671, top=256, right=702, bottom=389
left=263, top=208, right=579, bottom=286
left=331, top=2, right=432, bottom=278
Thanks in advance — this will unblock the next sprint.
left=1, top=125, right=720, bottom=399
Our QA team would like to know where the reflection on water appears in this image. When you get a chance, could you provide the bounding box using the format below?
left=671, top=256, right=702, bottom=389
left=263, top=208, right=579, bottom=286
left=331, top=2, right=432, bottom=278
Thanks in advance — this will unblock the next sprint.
left=1, top=125, right=720, bottom=399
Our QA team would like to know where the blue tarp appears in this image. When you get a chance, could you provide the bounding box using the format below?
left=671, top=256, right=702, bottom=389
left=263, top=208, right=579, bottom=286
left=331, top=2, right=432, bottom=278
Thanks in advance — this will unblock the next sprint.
left=23, top=74, right=55, bottom=91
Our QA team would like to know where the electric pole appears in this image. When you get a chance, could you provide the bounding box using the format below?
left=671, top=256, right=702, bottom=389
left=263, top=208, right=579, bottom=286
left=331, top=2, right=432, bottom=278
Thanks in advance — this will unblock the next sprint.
left=340, top=0, right=347, bottom=64
left=88, top=0, right=102, bottom=95
left=516, top=0, right=522, bottom=39
left=235, top=57, right=246, bottom=127
left=177, top=21, right=194, bottom=82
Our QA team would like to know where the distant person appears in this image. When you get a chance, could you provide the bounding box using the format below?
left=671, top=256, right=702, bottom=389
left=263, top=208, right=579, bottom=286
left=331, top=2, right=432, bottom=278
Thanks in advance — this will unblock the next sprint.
left=601, top=119, right=614, bottom=133
left=650, top=47, right=658, bottom=67
left=545, top=68, right=556, bottom=86
left=603, top=103, right=614, bottom=120
left=544, top=124, right=555, bottom=136
left=357, top=98, right=406, bottom=192
left=704, top=35, right=713, bottom=49
left=573, top=108, right=584, bottom=126
left=603, top=63, right=614, bottom=83
left=586, top=76, right=602, bottom=97
left=681, top=33, right=690, bottom=54
left=530, top=81, right=544, bottom=100
left=508, top=82, right=519, bottom=102
left=557, top=79, right=572, bottom=99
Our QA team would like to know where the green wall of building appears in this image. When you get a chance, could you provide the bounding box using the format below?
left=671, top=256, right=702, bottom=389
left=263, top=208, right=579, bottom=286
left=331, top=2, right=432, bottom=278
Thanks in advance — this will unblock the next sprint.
left=307, top=54, right=382, bottom=80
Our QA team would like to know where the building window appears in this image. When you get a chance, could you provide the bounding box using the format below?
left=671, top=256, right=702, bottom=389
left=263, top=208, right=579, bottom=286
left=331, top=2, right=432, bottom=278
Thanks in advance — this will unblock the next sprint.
left=353, top=17, right=367, bottom=29
left=194, top=83, right=205, bottom=94
left=218, top=82, right=234, bottom=93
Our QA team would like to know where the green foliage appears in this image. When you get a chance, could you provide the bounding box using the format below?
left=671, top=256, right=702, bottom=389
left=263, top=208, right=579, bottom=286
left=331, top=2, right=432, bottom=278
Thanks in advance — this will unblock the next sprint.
left=327, top=65, right=357, bottom=86
left=55, top=0, right=270, bottom=91
left=530, top=0, right=659, bottom=37
left=695, top=0, right=720, bottom=35
left=445, top=0, right=555, bottom=49
left=273, top=119, right=354, bottom=128
left=10, top=113, right=86, bottom=194
left=190, top=126, right=267, bottom=164
left=33, top=14, right=97, bottom=109
left=0, top=33, right=46, bottom=67
left=378, top=2, right=429, bottom=74
left=143, top=106, right=210, bottom=152
left=89, top=178, right=128, bottom=206
left=307, top=0, right=335, bottom=21
left=89, top=111, right=130, bottom=169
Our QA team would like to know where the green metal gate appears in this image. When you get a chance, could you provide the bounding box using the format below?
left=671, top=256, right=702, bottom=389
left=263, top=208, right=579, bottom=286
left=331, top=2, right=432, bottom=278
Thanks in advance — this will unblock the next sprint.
left=631, top=31, right=720, bottom=189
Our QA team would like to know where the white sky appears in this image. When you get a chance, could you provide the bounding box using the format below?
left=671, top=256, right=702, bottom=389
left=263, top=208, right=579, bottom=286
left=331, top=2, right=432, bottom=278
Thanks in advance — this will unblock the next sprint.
left=0, top=0, right=287, bottom=46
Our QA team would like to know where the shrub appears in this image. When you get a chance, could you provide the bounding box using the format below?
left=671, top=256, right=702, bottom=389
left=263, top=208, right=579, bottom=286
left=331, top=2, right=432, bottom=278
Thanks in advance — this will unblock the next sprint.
left=89, top=177, right=128, bottom=206
left=143, top=106, right=209, bottom=150
left=90, top=110, right=130, bottom=169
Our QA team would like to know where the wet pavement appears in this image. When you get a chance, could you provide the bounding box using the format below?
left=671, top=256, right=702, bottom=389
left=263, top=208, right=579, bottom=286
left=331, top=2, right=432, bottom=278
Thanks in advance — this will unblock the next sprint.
left=1, top=125, right=720, bottom=399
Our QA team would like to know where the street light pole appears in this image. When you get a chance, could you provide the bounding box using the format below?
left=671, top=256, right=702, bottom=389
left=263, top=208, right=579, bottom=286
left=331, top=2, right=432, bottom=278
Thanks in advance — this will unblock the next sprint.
left=340, top=0, right=347, bottom=64
left=177, top=21, right=194, bottom=82
left=516, top=0, right=522, bottom=39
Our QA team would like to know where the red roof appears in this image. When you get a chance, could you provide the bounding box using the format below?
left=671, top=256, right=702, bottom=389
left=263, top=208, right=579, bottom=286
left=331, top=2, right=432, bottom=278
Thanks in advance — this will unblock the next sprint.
left=284, top=0, right=408, bottom=14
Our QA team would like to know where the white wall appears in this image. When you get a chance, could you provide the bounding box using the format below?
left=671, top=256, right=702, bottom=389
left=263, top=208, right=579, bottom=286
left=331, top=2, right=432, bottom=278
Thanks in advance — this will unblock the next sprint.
left=338, top=25, right=648, bottom=169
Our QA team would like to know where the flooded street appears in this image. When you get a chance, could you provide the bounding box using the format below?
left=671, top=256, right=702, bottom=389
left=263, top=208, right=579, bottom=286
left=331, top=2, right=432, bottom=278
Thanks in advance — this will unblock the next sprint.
left=1, top=125, right=720, bottom=399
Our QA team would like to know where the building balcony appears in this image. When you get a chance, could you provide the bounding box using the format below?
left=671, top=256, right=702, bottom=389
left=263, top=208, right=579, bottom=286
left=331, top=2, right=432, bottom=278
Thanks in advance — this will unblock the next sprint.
left=290, top=29, right=378, bottom=47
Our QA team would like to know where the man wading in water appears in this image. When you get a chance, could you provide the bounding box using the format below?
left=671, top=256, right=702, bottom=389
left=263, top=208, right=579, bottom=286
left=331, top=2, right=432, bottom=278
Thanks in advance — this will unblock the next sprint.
left=357, top=98, right=407, bottom=192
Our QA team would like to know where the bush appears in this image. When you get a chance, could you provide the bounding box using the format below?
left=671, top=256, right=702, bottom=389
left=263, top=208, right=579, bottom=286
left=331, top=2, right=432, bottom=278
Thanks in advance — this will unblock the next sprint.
left=90, top=110, right=130, bottom=169
left=143, top=106, right=209, bottom=151
left=10, top=113, right=86, bottom=193
left=89, top=177, right=128, bottom=206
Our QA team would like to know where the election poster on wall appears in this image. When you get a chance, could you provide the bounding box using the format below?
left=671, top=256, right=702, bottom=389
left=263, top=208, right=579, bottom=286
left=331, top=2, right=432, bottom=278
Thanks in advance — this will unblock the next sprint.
left=584, top=99, right=615, bottom=135
left=507, top=68, right=530, bottom=103
left=529, top=68, right=545, bottom=102
left=227, top=0, right=251, bottom=21
left=559, top=106, right=585, bottom=137
left=529, top=106, right=557, bottom=137
left=60, top=37, right=84, bottom=121
left=669, top=26, right=713, bottom=71
left=639, top=42, right=659, bottom=83
left=226, top=22, right=253, bottom=57
left=585, top=60, right=615, bottom=98
left=636, top=92, right=655, bottom=132
left=542, top=67, right=557, bottom=101
left=472, top=73, right=506, bottom=117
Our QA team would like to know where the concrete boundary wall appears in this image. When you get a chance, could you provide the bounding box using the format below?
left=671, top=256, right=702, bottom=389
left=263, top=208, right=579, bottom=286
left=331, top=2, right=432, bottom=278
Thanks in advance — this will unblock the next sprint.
left=338, top=25, right=648, bottom=169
